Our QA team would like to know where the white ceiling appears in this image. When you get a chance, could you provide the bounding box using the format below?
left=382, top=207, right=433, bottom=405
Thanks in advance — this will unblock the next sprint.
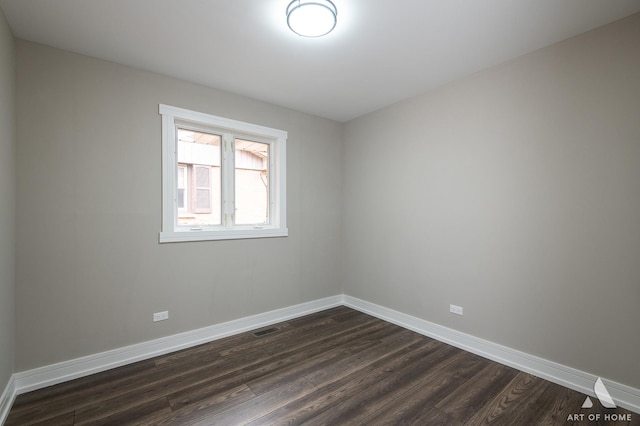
left=1, top=0, right=639, bottom=122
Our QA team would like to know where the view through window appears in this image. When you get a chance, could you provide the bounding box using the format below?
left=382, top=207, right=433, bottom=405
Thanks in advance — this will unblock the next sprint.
left=176, top=129, right=270, bottom=227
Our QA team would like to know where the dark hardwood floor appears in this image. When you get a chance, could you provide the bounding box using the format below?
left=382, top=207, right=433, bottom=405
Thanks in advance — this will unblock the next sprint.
left=6, top=307, right=638, bottom=425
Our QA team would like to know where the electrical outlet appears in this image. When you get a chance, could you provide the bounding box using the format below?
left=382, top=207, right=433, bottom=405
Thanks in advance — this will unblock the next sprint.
left=449, top=304, right=463, bottom=316
left=153, top=311, right=169, bottom=322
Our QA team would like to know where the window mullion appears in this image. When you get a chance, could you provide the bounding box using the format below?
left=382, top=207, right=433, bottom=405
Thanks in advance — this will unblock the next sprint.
left=222, top=133, right=235, bottom=228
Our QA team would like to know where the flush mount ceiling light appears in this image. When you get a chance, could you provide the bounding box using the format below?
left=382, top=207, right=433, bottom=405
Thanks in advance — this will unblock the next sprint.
left=287, top=0, right=337, bottom=37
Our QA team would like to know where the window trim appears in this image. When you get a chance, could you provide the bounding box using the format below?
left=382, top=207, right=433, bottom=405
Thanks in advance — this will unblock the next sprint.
left=159, top=104, right=288, bottom=243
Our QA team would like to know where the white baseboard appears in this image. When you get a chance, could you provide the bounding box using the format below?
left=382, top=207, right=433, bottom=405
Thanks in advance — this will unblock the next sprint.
left=9, top=293, right=639, bottom=417
left=343, top=295, right=640, bottom=415
left=0, top=374, right=16, bottom=426
left=13, top=295, right=344, bottom=395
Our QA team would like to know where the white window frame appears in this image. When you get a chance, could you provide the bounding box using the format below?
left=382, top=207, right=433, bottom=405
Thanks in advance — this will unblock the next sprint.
left=159, top=104, right=288, bottom=243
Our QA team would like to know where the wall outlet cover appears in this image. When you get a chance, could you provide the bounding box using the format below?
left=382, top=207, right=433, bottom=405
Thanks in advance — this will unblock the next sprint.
left=153, top=311, right=169, bottom=322
left=449, top=304, right=464, bottom=315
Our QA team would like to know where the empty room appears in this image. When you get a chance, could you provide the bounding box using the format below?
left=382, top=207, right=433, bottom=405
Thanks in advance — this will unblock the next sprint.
left=0, top=0, right=639, bottom=424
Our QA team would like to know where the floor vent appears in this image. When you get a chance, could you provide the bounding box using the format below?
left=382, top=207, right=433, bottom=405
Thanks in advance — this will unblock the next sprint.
left=253, top=327, right=279, bottom=337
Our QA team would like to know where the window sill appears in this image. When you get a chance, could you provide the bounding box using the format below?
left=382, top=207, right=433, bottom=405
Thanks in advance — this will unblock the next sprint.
left=159, top=228, right=288, bottom=243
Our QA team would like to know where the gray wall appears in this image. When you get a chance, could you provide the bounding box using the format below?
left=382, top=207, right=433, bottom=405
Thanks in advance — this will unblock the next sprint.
left=0, top=8, right=15, bottom=393
left=15, top=41, right=343, bottom=371
left=343, top=13, right=640, bottom=389
left=12, top=11, right=640, bottom=393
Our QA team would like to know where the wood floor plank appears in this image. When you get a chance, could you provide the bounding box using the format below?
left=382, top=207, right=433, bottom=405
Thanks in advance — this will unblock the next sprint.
left=72, top=357, right=242, bottom=422
left=466, top=371, right=550, bottom=425
left=9, top=359, right=156, bottom=412
left=355, top=387, right=463, bottom=426
left=7, top=351, right=224, bottom=424
left=220, top=311, right=379, bottom=360
left=17, top=351, right=231, bottom=424
left=74, top=321, right=322, bottom=420
left=152, top=339, right=229, bottom=367
left=217, top=316, right=338, bottom=358
left=321, top=350, right=487, bottom=425
left=536, top=386, right=586, bottom=426
left=251, top=314, right=383, bottom=359
left=297, top=344, right=463, bottom=425
left=206, top=326, right=297, bottom=363
left=248, top=339, right=453, bottom=425
left=303, top=329, right=423, bottom=388
left=6, top=307, right=638, bottom=425
left=358, top=352, right=491, bottom=425
left=190, top=377, right=317, bottom=426
left=75, top=397, right=171, bottom=426
left=245, top=321, right=407, bottom=396
left=435, top=361, right=520, bottom=423
left=10, top=411, right=76, bottom=426
left=143, top=385, right=256, bottom=426
left=165, top=317, right=386, bottom=410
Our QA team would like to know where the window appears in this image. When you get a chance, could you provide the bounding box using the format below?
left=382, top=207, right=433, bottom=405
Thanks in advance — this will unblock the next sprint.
left=159, top=104, right=287, bottom=242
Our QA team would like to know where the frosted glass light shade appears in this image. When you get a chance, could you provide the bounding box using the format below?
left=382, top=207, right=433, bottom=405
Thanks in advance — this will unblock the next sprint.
left=287, top=0, right=337, bottom=37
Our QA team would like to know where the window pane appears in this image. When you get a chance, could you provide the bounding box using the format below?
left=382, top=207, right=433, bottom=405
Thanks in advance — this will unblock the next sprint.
left=177, top=166, right=187, bottom=209
left=177, top=188, right=185, bottom=209
left=177, top=166, right=186, bottom=187
left=195, top=166, right=210, bottom=187
left=177, top=128, right=221, bottom=226
left=193, top=165, right=212, bottom=213
left=235, top=139, right=269, bottom=224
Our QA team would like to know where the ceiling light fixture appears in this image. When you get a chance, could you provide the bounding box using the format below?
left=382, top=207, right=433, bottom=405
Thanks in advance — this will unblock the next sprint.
left=286, top=0, right=337, bottom=38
